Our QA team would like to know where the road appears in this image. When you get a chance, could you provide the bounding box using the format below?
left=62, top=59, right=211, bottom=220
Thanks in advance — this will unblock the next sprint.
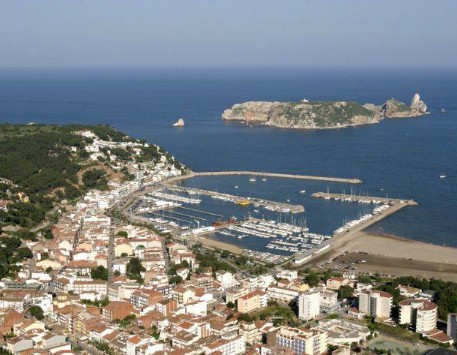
left=107, top=224, right=115, bottom=286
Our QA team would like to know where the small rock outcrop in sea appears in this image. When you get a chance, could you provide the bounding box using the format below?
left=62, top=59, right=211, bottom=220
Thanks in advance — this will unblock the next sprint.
left=222, top=93, right=428, bottom=129
left=382, top=93, right=428, bottom=118
left=172, top=118, right=185, bottom=127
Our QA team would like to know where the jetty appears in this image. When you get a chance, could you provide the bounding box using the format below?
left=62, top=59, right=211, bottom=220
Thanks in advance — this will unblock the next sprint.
left=311, top=192, right=418, bottom=206
left=291, top=192, right=418, bottom=266
left=164, top=171, right=361, bottom=184
left=170, top=185, right=304, bottom=213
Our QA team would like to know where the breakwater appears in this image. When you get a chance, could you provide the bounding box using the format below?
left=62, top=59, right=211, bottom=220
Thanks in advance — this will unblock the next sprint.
left=165, top=171, right=361, bottom=184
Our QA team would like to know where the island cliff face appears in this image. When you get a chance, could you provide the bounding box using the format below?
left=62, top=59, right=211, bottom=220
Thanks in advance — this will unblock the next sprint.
left=222, top=93, right=428, bottom=129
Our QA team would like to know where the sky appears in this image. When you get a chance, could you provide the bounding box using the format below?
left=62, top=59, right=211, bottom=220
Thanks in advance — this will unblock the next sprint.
left=0, top=0, right=456, bottom=69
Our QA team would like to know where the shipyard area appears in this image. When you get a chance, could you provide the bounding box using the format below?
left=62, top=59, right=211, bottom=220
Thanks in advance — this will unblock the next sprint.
left=121, top=171, right=417, bottom=266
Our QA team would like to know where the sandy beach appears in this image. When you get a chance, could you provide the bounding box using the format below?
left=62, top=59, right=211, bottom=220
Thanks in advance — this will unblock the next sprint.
left=316, top=232, right=457, bottom=281
left=196, top=234, right=243, bottom=254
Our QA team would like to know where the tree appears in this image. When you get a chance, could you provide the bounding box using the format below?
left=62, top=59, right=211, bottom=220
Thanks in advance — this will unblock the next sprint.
left=127, top=257, right=145, bottom=279
left=169, top=275, right=183, bottom=284
left=238, top=313, right=254, bottom=322
left=29, top=305, right=44, bottom=320
left=116, top=231, right=128, bottom=238
left=338, top=285, right=353, bottom=299
left=82, top=169, right=108, bottom=190
left=16, top=247, right=33, bottom=260
left=304, top=272, right=320, bottom=287
left=91, top=266, right=109, bottom=281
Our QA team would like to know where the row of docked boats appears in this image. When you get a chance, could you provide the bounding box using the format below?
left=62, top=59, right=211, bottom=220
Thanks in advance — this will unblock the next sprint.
left=146, top=190, right=201, bottom=204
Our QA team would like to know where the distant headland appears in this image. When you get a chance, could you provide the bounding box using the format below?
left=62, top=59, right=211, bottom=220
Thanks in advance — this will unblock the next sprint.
left=222, top=93, right=428, bottom=129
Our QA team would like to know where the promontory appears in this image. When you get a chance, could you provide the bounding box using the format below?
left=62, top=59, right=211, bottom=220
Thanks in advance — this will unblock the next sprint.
left=222, top=93, right=428, bottom=129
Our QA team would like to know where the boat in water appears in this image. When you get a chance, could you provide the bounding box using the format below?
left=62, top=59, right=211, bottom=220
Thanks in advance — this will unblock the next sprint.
left=236, top=199, right=250, bottom=206
left=440, top=174, right=447, bottom=179
left=234, top=185, right=239, bottom=189
left=249, top=177, right=256, bottom=182
left=172, top=118, right=185, bottom=127
left=299, top=190, right=306, bottom=194
left=212, top=217, right=237, bottom=227
left=261, top=178, right=267, bottom=182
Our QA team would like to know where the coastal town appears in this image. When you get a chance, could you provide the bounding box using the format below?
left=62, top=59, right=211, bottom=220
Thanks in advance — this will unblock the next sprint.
left=0, top=126, right=457, bottom=355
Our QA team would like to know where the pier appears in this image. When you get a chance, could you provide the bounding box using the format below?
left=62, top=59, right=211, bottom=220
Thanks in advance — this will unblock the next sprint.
left=166, top=171, right=362, bottom=184
left=171, top=185, right=305, bottom=213
left=311, top=192, right=418, bottom=206
left=291, top=192, right=418, bottom=266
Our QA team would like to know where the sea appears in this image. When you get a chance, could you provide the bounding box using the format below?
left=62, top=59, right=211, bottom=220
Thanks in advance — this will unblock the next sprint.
left=0, top=68, right=456, bottom=247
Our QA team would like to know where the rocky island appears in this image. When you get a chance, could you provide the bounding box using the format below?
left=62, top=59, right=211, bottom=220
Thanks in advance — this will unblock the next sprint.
left=222, top=93, right=428, bottom=129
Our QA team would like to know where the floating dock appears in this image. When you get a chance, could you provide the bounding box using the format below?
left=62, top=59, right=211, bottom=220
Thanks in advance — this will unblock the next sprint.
left=170, top=185, right=305, bottom=213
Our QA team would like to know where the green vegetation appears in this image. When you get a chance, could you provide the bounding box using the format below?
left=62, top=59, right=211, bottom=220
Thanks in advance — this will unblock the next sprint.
left=282, top=101, right=376, bottom=128
left=82, top=297, right=109, bottom=308
left=82, top=169, right=108, bottom=190
left=239, top=304, right=299, bottom=327
left=92, top=341, right=116, bottom=355
left=168, top=260, right=189, bottom=275
left=29, top=305, right=44, bottom=320
left=196, top=252, right=235, bottom=274
left=0, top=236, right=33, bottom=279
left=169, top=275, right=183, bottom=284
left=338, top=285, right=354, bottom=299
left=114, top=314, right=136, bottom=328
left=91, top=266, right=109, bottom=281
left=116, top=230, right=128, bottom=238
left=127, top=257, right=145, bottom=283
left=0, top=124, right=185, bottom=231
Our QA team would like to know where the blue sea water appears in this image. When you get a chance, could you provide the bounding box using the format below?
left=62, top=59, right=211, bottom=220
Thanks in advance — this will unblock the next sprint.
left=0, top=68, right=456, bottom=246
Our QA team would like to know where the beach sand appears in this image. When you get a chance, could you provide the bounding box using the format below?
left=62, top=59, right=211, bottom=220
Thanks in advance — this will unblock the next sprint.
left=196, top=234, right=243, bottom=254
left=315, top=232, right=457, bottom=281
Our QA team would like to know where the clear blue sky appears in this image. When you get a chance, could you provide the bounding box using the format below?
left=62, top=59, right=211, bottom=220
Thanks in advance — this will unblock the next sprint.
left=1, top=0, right=456, bottom=68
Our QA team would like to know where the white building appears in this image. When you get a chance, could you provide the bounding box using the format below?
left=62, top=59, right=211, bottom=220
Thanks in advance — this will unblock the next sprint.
left=216, top=271, right=238, bottom=289
left=204, top=336, right=246, bottom=355
left=298, top=290, right=320, bottom=321
left=313, top=319, right=370, bottom=345
left=267, top=285, right=299, bottom=303
left=399, top=298, right=438, bottom=333
left=320, top=289, right=339, bottom=313
left=275, top=326, right=327, bottom=355
left=276, top=270, right=298, bottom=281
left=359, top=290, right=392, bottom=319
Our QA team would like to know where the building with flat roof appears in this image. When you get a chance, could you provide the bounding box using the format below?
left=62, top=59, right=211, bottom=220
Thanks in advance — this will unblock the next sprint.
left=313, top=319, right=370, bottom=345
left=274, top=326, right=327, bottom=355
left=359, top=290, right=392, bottom=319
left=298, top=290, right=320, bottom=321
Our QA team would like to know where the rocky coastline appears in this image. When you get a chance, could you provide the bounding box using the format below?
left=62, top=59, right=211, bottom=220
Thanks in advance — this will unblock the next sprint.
left=222, top=93, right=428, bottom=129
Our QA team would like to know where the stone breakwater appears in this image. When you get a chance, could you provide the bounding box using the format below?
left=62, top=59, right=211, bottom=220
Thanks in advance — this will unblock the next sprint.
left=222, top=93, right=428, bottom=129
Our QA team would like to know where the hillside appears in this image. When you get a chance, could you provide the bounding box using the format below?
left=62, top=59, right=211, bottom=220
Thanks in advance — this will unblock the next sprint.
left=222, top=94, right=428, bottom=129
left=0, top=124, right=185, bottom=229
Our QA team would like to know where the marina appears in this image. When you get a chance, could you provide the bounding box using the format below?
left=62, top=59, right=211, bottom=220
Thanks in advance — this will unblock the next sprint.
left=168, top=185, right=305, bottom=214
left=124, top=174, right=419, bottom=264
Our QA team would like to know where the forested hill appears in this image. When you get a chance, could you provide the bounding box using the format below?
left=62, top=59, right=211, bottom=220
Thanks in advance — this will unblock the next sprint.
left=0, top=124, right=184, bottom=230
